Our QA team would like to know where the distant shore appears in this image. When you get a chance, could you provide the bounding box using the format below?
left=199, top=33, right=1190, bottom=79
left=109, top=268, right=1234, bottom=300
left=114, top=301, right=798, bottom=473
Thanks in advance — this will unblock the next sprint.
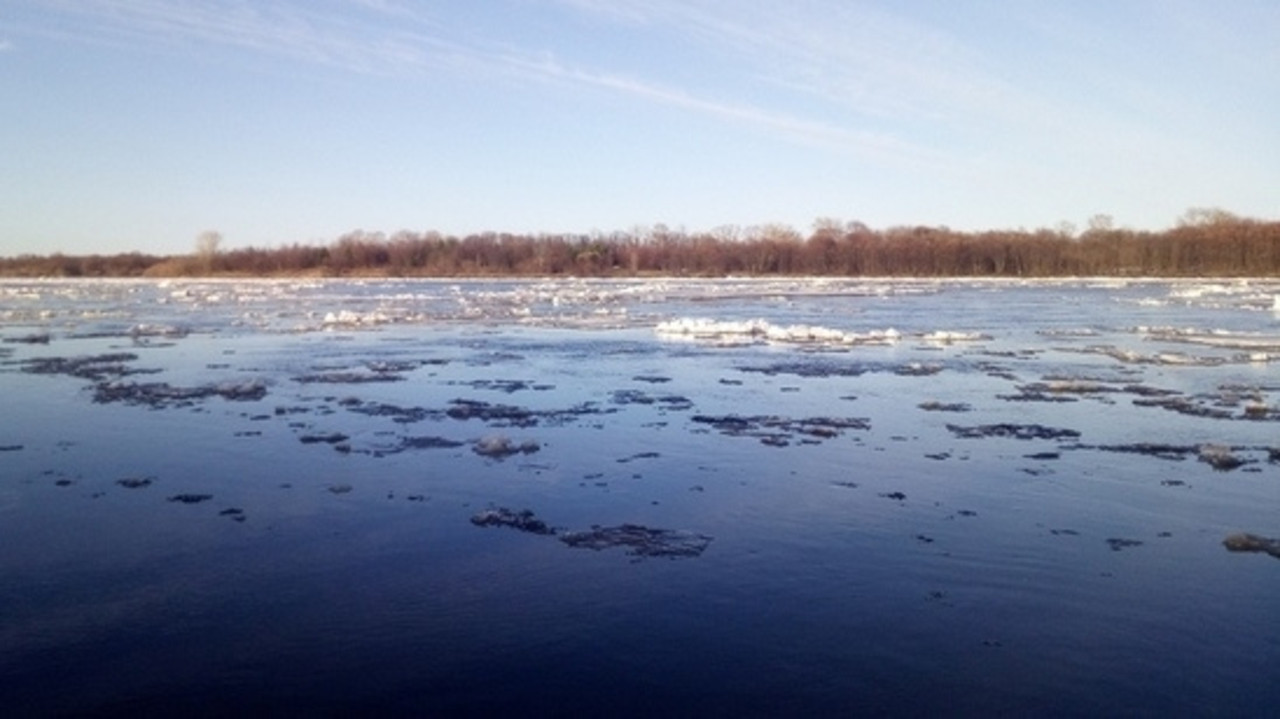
left=6, top=212, right=1279, bottom=278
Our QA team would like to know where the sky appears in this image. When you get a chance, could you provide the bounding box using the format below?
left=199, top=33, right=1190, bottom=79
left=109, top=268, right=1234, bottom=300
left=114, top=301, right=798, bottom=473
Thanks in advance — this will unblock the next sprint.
left=2, top=0, right=1278, bottom=256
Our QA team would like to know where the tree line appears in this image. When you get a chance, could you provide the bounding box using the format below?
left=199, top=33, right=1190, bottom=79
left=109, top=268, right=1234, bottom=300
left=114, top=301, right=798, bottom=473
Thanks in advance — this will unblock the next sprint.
left=4, top=210, right=1280, bottom=278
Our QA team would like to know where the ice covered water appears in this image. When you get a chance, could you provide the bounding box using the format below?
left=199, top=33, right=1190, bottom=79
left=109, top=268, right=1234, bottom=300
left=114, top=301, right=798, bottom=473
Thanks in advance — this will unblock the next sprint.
left=2, top=277, right=1279, bottom=714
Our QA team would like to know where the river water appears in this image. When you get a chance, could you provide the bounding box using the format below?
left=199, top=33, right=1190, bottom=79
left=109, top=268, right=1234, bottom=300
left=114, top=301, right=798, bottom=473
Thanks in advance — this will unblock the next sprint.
left=2, top=277, right=1279, bottom=715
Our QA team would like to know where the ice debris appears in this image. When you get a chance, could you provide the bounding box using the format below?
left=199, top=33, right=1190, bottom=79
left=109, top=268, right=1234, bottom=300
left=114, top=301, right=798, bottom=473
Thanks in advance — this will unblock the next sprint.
left=1198, top=444, right=1248, bottom=471
left=167, top=493, right=213, bottom=504
left=560, top=524, right=713, bottom=558
left=946, top=423, right=1081, bottom=441
left=1223, top=533, right=1280, bottom=559
left=21, top=352, right=144, bottom=381
left=93, top=379, right=267, bottom=407
left=692, top=414, right=869, bottom=446
left=470, top=507, right=556, bottom=535
left=470, top=507, right=713, bottom=559
left=472, top=435, right=541, bottom=458
left=656, top=318, right=900, bottom=346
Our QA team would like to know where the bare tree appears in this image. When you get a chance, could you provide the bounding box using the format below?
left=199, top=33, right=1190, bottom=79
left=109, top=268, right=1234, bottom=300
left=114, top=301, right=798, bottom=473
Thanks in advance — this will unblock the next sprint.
left=196, top=230, right=222, bottom=274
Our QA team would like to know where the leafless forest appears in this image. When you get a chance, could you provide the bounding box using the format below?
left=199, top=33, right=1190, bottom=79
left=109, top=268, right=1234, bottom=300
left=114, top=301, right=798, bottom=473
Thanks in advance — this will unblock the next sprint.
left=5, top=210, right=1280, bottom=278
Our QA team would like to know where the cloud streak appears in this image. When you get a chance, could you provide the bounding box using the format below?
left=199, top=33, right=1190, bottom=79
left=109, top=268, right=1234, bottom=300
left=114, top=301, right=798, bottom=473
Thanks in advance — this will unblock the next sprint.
left=507, top=52, right=945, bottom=169
left=18, top=0, right=1274, bottom=200
left=17, top=0, right=951, bottom=168
left=554, top=0, right=1012, bottom=121
left=17, top=0, right=453, bottom=74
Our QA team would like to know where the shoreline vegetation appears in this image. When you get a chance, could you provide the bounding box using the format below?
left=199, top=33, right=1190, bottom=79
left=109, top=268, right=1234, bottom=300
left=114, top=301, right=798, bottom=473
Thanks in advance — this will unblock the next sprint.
left=5, top=209, right=1280, bottom=279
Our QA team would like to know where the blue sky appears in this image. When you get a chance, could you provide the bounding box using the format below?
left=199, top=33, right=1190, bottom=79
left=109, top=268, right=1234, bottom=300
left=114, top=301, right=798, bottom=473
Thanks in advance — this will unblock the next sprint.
left=3, top=0, right=1278, bottom=256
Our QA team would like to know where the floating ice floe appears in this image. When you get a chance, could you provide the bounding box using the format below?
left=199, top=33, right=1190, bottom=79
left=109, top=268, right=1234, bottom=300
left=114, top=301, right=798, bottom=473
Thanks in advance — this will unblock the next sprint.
left=322, top=309, right=392, bottom=327
left=129, top=323, right=188, bottom=338
left=1076, top=345, right=1229, bottom=367
left=93, top=378, right=268, bottom=407
left=471, top=507, right=556, bottom=534
left=470, top=506, right=713, bottom=559
left=655, top=317, right=993, bottom=347
left=919, top=330, right=991, bottom=344
left=472, top=435, right=541, bottom=458
left=1142, top=327, right=1280, bottom=353
left=1223, top=533, right=1280, bottom=559
left=1198, top=444, right=1248, bottom=471
left=654, top=317, right=901, bottom=346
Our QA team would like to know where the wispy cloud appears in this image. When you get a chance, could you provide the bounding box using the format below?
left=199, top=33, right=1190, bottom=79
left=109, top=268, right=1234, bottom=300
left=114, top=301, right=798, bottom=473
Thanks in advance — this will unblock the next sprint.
left=12, top=0, right=987, bottom=171
left=551, top=0, right=1280, bottom=192
left=553, top=0, right=1013, bottom=121
left=0, top=38, right=13, bottom=52
left=506, top=51, right=945, bottom=169
left=18, top=1, right=936, bottom=157
left=18, top=0, right=454, bottom=74
left=541, top=0, right=1051, bottom=177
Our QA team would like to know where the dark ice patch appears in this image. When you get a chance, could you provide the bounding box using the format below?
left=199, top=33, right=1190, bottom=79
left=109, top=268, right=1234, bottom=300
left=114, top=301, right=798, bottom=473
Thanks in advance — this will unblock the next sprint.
left=343, top=400, right=440, bottom=423
left=362, top=359, right=432, bottom=373
left=447, top=398, right=614, bottom=427
left=94, top=379, right=267, bottom=407
left=168, top=493, right=213, bottom=504
left=470, top=507, right=556, bottom=535
left=298, top=432, right=349, bottom=444
left=4, top=332, right=50, bottom=345
left=1083, top=443, right=1198, bottom=461
left=692, top=414, right=870, bottom=446
left=470, top=508, right=713, bottom=559
left=738, top=359, right=957, bottom=379
left=1223, top=533, right=1280, bottom=559
left=1197, top=444, right=1249, bottom=471
left=447, top=399, right=536, bottom=426
left=738, top=361, right=870, bottom=378
left=21, top=353, right=147, bottom=382
left=560, top=524, right=713, bottom=558
left=611, top=389, right=694, bottom=411
left=1133, top=396, right=1234, bottom=420
left=342, top=434, right=466, bottom=458
left=399, top=436, right=466, bottom=450
left=446, top=379, right=554, bottom=393
left=472, top=436, right=540, bottom=458
left=294, top=371, right=405, bottom=384
left=997, top=391, right=1080, bottom=403
left=918, top=401, right=972, bottom=412
left=946, top=423, right=1080, bottom=441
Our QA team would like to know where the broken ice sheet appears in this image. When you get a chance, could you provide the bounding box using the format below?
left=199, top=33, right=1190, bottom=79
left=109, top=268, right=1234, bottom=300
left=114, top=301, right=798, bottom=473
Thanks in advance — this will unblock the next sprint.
left=469, top=508, right=712, bottom=559
left=559, top=524, right=713, bottom=558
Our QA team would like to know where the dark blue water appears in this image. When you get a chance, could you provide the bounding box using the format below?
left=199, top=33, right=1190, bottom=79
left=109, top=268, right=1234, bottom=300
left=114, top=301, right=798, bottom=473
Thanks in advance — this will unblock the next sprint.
left=2, top=278, right=1279, bottom=715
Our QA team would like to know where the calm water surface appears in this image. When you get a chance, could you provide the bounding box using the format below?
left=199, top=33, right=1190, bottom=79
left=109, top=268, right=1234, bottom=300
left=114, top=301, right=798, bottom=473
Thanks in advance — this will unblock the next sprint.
left=2, top=278, right=1279, bottom=715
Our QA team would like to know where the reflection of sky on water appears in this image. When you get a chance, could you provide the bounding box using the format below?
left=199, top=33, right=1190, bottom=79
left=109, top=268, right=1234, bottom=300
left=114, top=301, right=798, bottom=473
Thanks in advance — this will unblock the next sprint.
left=2, top=278, right=1279, bottom=714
